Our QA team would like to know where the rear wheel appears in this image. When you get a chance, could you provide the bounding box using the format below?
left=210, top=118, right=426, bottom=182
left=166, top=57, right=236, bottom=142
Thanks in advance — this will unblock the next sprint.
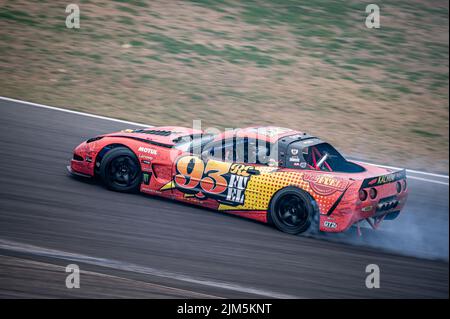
left=269, top=187, right=318, bottom=235
left=99, top=147, right=141, bottom=192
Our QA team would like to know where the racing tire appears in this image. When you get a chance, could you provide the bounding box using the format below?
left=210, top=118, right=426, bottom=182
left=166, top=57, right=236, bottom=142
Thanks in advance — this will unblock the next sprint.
left=269, top=187, right=319, bottom=235
left=99, top=147, right=141, bottom=193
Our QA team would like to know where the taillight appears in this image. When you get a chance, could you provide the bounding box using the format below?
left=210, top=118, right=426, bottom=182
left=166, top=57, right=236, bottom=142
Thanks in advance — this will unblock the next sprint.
left=359, top=189, right=368, bottom=201
left=369, top=188, right=377, bottom=199
left=396, top=181, right=402, bottom=193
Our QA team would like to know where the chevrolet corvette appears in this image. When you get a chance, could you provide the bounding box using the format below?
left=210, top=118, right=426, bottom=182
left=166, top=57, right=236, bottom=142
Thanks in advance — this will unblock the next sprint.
left=68, top=126, right=408, bottom=234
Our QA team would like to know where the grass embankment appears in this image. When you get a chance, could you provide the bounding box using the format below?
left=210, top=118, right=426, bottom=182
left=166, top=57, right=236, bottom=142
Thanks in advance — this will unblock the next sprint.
left=0, top=0, right=448, bottom=172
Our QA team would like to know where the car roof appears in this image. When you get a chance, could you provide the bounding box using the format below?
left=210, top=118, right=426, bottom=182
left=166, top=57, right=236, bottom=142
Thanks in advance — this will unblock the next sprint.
left=213, top=126, right=304, bottom=142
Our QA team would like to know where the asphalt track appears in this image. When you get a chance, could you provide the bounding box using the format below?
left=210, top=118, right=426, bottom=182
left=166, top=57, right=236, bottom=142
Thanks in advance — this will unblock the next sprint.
left=0, top=98, right=448, bottom=298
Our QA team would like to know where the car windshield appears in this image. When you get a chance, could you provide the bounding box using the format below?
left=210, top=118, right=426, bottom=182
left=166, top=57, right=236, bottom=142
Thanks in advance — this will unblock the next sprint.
left=173, top=134, right=216, bottom=153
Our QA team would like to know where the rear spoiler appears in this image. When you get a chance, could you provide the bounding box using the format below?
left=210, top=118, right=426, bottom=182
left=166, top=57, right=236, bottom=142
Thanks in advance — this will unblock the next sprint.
left=360, top=169, right=406, bottom=189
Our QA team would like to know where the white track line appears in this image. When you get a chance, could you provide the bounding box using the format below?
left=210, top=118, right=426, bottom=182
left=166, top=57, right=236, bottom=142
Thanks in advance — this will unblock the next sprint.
left=0, top=239, right=297, bottom=299
left=1, top=96, right=448, bottom=181
left=407, top=175, right=449, bottom=186
left=0, top=96, right=151, bottom=127
left=2, top=254, right=222, bottom=299
left=355, top=161, right=448, bottom=179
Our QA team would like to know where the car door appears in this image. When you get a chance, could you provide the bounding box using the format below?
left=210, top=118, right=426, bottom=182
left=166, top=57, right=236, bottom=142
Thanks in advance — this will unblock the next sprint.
left=170, top=137, right=259, bottom=207
left=202, top=138, right=250, bottom=205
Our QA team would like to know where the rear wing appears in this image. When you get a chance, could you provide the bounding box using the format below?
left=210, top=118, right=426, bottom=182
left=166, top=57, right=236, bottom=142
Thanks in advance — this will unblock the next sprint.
left=360, top=169, right=406, bottom=189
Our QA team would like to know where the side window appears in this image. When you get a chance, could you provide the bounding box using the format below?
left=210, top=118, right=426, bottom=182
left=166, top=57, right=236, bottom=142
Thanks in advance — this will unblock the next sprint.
left=204, top=138, right=274, bottom=165
left=246, top=139, right=270, bottom=165
left=207, top=139, right=242, bottom=162
left=207, top=140, right=234, bottom=162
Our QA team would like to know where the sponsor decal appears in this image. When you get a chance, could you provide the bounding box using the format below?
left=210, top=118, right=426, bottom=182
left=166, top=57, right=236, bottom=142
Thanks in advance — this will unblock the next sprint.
left=139, top=155, right=155, bottom=165
left=323, top=221, right=337, bottom=229
left=361, top=170, right=406, bottom=188
left=138, top=146, right=158, bottom=155
left=163, top=156, right=255, bottom=205
left=226, top=174, right=250, bottom=204
left=142, top=173, right=151, bottom=185
left=303, top=173, right=348, bottom=196
left=377, top=174, right=396, bottom=184
left=139, top=154, right=154, bottom=160
left=289, top=156, right=300, bottom=162
left=291, top=148, right=299, bottom=155
left=141, top=187, right=161, bottom=194
left=367, top=174, right=399, bottom=186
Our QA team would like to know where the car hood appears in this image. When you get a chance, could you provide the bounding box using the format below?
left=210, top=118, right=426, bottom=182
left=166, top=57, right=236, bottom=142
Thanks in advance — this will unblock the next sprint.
left=100, top=126, right=204, bottom=147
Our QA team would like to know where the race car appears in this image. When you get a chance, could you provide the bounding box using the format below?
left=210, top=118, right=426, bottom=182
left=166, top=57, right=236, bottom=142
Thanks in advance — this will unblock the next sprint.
left=68, top=126, right=408, bottom=235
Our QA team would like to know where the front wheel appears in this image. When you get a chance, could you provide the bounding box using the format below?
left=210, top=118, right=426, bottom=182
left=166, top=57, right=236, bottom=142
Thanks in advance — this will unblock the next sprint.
left=269, top=187, right=318, bottom=235
left=99, top=147, right=141, bottom=192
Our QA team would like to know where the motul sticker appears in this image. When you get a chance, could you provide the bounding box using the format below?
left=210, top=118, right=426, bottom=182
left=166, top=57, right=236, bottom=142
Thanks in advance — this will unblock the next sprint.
left=138, top=146, right=158, bottom=155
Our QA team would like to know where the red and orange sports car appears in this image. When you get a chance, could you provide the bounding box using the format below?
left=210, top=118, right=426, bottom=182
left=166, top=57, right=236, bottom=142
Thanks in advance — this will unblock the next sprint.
left=68, top=126, right=408, bottom=235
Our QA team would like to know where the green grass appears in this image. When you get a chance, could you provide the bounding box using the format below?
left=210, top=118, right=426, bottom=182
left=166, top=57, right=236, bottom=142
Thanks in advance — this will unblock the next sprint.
left=0, top=8, right=37, bottom=26
left=142, top=33, right=278, bottom=67
left=411, top=129, right=442, bottom=138
left=116, top=5, right=140, bottom=15
left=129, top=40, right=145, bottom=47
left=0, top=0, right=448, bottom=172
left=117, top=16, right=135, bottom=26
left=112, top=0, right=148, bottom=7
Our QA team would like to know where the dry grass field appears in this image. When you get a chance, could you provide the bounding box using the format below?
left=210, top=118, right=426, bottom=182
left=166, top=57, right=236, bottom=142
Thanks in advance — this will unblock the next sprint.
left=0, top=0, right=448, bottom=172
